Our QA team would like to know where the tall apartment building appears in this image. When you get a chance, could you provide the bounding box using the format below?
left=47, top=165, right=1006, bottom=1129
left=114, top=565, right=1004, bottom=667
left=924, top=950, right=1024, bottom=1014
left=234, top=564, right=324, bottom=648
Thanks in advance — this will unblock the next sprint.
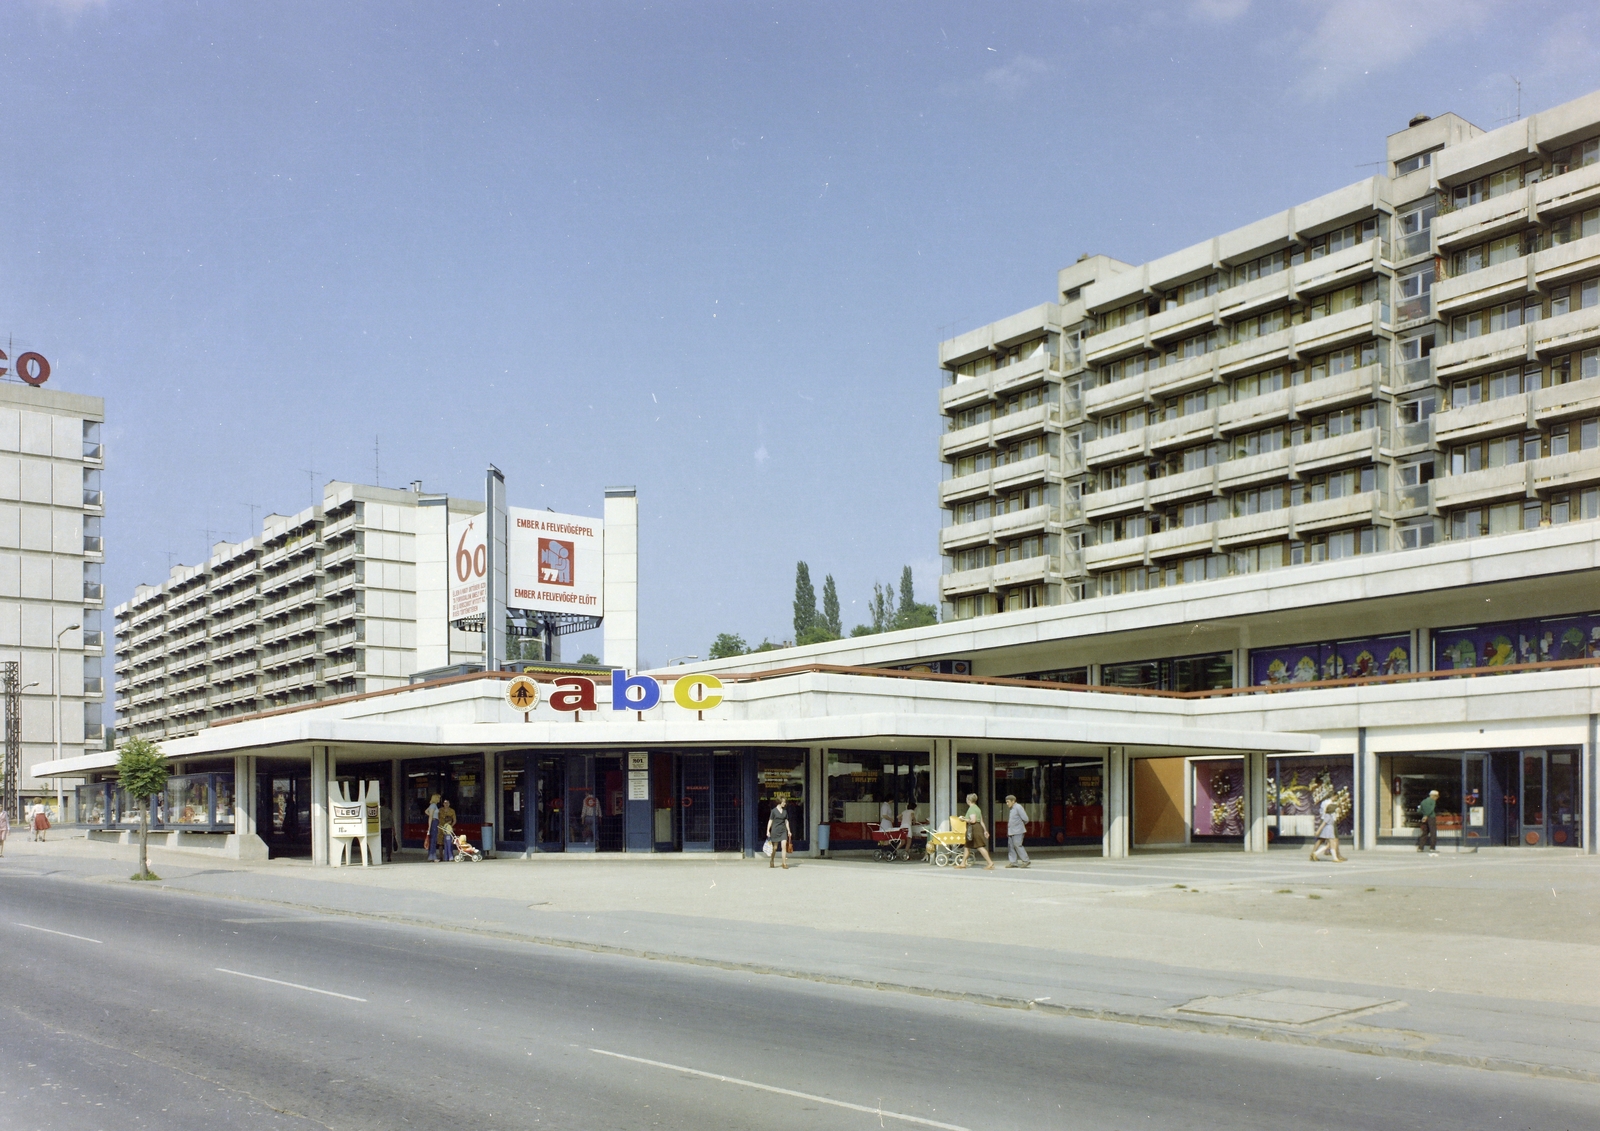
left=114, top=481, right=480, bottom=743
left=0, top=381, right=106, bottom=815
left=938, top=93, right=1600, bottom=627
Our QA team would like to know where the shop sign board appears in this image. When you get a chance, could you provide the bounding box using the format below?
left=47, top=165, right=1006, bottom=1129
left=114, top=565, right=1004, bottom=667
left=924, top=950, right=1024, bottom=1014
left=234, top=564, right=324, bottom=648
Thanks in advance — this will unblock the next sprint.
left=627, top=771, right=649, bottom=801
left=507, top=507, right=604, bottom=615
left=505, top=676, right=540, bottom=712
left=542, top=671, right=725, bottom=716
left=448, top=515, right=488, bottom=622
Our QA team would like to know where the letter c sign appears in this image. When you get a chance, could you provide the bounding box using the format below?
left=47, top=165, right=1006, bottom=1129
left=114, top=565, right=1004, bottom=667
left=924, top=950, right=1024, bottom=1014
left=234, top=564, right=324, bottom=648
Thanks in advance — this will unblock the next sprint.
left=672, top=675, right=723, bottom=711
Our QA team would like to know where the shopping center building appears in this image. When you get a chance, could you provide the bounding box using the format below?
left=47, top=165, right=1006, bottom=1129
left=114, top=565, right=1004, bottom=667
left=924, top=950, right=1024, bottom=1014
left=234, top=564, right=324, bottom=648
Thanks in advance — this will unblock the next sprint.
left=49, top=91, right=1600, bottom=861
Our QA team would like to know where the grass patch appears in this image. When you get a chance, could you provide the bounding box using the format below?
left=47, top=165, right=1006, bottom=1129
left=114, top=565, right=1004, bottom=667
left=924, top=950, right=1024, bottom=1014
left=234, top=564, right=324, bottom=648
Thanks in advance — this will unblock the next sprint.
left=1307, top=893, right=1322, bottom=900
left=1365, top=887, right=1377, bottom=892
left=129, top=872, right=161, bottom=882
left=1173, top=884, right=1186, bottom=889
left=1276, top=889, right=1293, bottom=894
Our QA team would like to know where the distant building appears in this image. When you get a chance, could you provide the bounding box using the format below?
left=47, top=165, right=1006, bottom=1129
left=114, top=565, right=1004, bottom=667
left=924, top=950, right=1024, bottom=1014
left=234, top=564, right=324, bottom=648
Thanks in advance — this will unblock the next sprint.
left=114, top=482, right=481, bottom=743
left=0, top=380, right=106, bottom=816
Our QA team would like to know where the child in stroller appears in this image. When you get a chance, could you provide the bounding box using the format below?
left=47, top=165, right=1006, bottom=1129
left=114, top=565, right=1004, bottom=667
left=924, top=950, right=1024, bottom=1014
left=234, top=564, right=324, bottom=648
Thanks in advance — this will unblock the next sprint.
left=452, top=833, right=482, bottom=862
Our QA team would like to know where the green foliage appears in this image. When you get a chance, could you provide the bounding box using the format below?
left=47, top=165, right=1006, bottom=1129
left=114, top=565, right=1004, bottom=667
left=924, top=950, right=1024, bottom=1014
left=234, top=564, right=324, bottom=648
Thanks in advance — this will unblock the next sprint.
left=792, top=562, right=817, bottom=640
left=752, top=639, right=782, bottom=652
left=117, top=737, right=169, bottom=800
left=897, top=566, right=916, bottom=618
left=796, top=623, right=837, bottom=646
left=849, top=623, right=875, bottom=637
left=708, top=633, right=748, bottom=659
left=868, top=581, right=896, bottom=633
left=577, top=653, right=600, bottom=665
left=821, top=575, right=842, bottom=639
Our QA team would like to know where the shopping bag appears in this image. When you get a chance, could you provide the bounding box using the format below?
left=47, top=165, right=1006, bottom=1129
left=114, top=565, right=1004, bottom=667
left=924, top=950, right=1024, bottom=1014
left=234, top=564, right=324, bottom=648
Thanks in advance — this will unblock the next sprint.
left=762, top=839, right=773, bottom=858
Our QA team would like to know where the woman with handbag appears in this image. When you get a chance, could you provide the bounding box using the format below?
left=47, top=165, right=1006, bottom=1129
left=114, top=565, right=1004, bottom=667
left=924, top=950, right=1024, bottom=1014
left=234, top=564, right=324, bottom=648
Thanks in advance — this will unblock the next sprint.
left=959, top=792, right=994, bottom=870
left=31, top=803, right=50, bottom=842
left=766, top=799, right=791, bottom=869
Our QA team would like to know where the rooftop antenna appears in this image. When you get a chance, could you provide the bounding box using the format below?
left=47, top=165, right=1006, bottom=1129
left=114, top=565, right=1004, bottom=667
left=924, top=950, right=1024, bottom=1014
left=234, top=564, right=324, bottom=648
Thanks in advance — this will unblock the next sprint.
left=301, top=462, right=318, bottom=509
left=373, top=434, right=381, bottom=488
left=240, top=501, right=262, bottom=534
left=1513, top=75, right=1522, bottom=121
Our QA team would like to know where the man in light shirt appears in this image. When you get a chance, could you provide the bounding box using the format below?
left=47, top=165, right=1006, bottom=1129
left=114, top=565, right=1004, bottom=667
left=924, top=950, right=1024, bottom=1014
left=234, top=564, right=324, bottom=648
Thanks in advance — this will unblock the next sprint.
left=1004, top=794, right=1031, bottom=869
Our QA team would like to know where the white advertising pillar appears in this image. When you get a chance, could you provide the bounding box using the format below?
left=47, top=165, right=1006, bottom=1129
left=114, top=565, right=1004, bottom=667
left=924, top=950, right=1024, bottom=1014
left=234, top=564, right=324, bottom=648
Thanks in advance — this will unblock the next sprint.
left=415, top=493, right=452, bottom=671
left=603, top=487, right=638, bottom=672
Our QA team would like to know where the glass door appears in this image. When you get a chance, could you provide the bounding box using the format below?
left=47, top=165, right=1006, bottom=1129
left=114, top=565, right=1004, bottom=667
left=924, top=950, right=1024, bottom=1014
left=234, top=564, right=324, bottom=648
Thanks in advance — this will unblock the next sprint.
left=1462, top=755, right=1489, bottom=847
left=565, top=754, right=597, bottom=851
left=1548, top=750, right=1582, bottom=847
left=534, top=757, right=564, bottom=851
left=499, top=756, right=527, bottom=851
left=1521, top=751, right=1547, bottom=845
left=681, top=753, right=712, bottom=851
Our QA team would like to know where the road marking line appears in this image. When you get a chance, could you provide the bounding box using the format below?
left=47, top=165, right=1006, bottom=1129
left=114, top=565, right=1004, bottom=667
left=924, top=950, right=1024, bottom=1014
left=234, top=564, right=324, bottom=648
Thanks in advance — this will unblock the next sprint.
left=19, top=923, right=102, bottom=944
left=590, top=1048, right=970, bottom=1130
left=221, top=916, right=335, bottom=924
left=214, top=968, right=366, bottom=1001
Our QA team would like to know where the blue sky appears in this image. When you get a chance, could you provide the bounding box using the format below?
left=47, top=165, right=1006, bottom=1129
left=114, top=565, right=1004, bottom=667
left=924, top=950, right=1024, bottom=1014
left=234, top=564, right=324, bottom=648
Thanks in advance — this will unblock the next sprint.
left=1, top=0, right=1595, bottom=667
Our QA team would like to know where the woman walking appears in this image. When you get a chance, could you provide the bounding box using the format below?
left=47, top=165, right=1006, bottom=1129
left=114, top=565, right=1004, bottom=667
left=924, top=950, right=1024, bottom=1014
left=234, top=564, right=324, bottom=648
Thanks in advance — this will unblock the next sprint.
left=959, top=792, right=994, bottom=870
left=425, top=794, right=442, bottom=862
left=31, top=803, right=49, bottom=842
left=1310, top=799, right=1347, bottom=862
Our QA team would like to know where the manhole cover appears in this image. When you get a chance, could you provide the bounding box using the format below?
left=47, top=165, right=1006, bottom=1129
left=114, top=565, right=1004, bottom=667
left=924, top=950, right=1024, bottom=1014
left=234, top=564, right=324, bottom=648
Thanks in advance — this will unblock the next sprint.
left=1177, top=989, right=1397, bottom=1025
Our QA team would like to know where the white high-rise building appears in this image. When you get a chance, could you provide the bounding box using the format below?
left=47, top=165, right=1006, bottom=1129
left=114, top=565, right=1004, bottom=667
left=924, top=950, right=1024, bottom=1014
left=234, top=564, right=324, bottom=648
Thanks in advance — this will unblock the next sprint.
left=0, top=380, right=106, bottom=818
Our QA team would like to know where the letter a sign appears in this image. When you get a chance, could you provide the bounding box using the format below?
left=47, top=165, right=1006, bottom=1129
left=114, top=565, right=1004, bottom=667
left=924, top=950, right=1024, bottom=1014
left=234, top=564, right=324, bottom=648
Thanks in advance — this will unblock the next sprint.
left=505, top=676, right=540, bottom=713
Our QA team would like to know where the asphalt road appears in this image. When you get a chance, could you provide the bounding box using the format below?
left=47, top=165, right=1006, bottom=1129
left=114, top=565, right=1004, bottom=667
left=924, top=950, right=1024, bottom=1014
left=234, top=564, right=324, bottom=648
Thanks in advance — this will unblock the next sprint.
left=1, top=871, right=1596, bottom=1131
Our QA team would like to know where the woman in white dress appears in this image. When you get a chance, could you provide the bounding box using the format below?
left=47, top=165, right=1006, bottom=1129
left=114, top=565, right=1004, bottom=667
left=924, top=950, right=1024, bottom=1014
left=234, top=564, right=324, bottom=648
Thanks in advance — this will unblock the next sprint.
left=1309, top=799, right=1346, bottom=862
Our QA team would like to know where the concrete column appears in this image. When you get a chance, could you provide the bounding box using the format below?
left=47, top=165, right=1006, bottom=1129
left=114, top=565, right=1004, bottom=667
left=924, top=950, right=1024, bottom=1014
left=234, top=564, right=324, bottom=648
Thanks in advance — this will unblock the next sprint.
left=807, top=746, right=825, bottom=856
left=931, top=739, right=956, bottom=827
left=1243, top=751, right=1269, bottom=853
left=310, top=746, right=329, bottom=866
left=1357, top=727, right=1379, bottom=851
left=391, top=759, right=403, bottom=851
left=1103, top=747, right=1129, bottom=859
left=602, top=488, right=639, bottom=671
left=234, top=754, right=255, bottom=837
left=1415, top=628, right=1432, bottom=672
left=414, top=495, right=452, bottom=671
left=1587, top=713, right=1598, bottom=856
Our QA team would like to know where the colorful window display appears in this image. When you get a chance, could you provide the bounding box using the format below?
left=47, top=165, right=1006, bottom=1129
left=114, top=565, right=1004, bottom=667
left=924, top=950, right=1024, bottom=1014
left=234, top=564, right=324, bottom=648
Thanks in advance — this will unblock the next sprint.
left=1432, top=611, right=1600, bottom=669
left=75, top=782, right=110, bottom=825
left=1190, top=758, right=1244, bottom=838
left=1251, top=635, right=1410, bottom=685
left=166, top=775, right=213, bottom=825
left=826, top=750, right=929, bottom=845
left=1268, top=756, right=1353, bottom=839
left=992, top=756, right=1103, bottom=843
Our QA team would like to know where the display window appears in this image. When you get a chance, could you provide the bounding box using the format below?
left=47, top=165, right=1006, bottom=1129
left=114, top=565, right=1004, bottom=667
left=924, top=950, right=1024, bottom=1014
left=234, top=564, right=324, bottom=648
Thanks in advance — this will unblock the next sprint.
left=402, top=757, right=486, bottom=846
left=1378, top=754, right=1462, bottom=837
left=213, top=775, right=236, bottom=826
left=1433, top=611, right=1600, bottom=669
left=992, top=756, right=1103, bottom=843
left=75, top=783, right=111, bottom=825
left=1190, top=757, right=1244, bottom=840
left=826, top=750, right=929, bottom=845
left=1250, top=634, right=1409, bottom=685
left=1266, top=756, right=1353, bottom=840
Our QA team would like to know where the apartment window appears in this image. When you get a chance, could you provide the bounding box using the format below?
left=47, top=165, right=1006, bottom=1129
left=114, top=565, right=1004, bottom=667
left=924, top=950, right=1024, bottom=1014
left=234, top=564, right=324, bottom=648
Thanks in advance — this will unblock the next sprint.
left=1451, top=164, right=1530, bottom=209
left=947, top=403, right=992, bottom=432
left=1233, top=367, right=1289, bottom=401
left=1450, top=503, right=1524, bottom=539
left=1167, top=329, right=1219, bottom=361
left=1229, top=541, right=1286, bottom=575
left=1551, top=138, right=1600, bottom=174
left=1448, top=433, right=1531, bottom=474
left=1307, top=218, right=1378, bottom=259
left=1176, top=274, right=1220, bottom=305
left=1396, top=149, right=1438, bottom=176
left=1231, top=484, right=1289, bottom=516
left=1098, top=513, right=1149, bottom=543
left=1290, top=527, right=1379, bottom=564
left=995, top=436, right=1046, bottom=466
left=952, top=452, right=992, bottom=477
left=1097, top=461, right=1148, bottom=491
left=952, top=499, right=991, bottom=525
left=82, top=420, right=102, bottom=461
left=82, top=609, right=103, bottom=649
left=1231, top=249, right=1292, bottom=284
left=1002, top=586, right=1044, bottom=612
left=1582, top=349, right=1600, bottom=381
left=83, top=468, right=103, bottom=507
left=1398, top=199, right=1437, bottom=235
left=84, top=701, right=103, bottom=743
left=1397, top=518, right=1436, bottom=550
left=1397, top=458, right=1435, bottom=488
left=1098, top=300, right=1149, bottom=332
left=1095, top=406, right=1148, bottom=437
left=1305, top=280, right=1375, bottom=320
left=83, top=561, right=103, bottom=601
left=998, top=386, right=1046, bottom=416
left=952, top=547, right=992, bottom=572
left=1102, top=351, right=1161, bottom=386
left=84, top=655, right=103, bottom=695
left=1396, top=265, right=1434, bottom=320
left=1232, top=306, right=1290, bottom=342
left=1292, top=466, right=1375, bottom=504
left=1308, top=341, right=1378, bottom=382
left=1169, top=441, right=1222, bottom=474
left=1548, top=207, right=1600, bottom=247
left=1178, top=499, right=1221, bottom=527
left=996, top=485, right=1046, bottom=514
left=79, top=514, right=103, bottom=555
left=1398, top=395, right=1435, bottom=425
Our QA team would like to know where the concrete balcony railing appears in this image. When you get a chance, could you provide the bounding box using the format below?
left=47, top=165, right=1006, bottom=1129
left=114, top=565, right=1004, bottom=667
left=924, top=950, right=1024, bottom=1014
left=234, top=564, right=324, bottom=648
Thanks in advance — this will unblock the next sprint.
left=261, top=558, right=320, bottom=596
left=1217, top=446, right=1295, bottom=491
left=208, top=634, right=261, bottom=662
left=1083, top=373, right=1151, bottom=419
left=261, top=615, right=318, bottom=647
left=1432, top=461, right=1529, bottom=509
left=1215, top=506, right=1293, bottom=547
left=1433, top=323, right=1530, bottom=381
left=1082, top=479, right=1149, bottom=519
left=993, top=504, right=1055, bottom=540
left=940, top=372, right=995, bottom=414
left=322, top=628, right=361, bottom=653
left=167, top=671, right=207, bottom=695
left=991, top=403, right=1057, bottom=445
left=1538, top=158, right=1600, bottom=217
left=1533, top=375, right=1600, bottom=426
left=940, top=418, right=994, bottom=459
left=1084, top=429, right=1145, bottom=469
left=319, top=541, right=360, bottom=571
left=1145, top=521, right=1214, bottom=561
left=1083, top=318, right=1149, bottom=366
left=1084, top=536, right=1147, bottom=571
left=321, top=659, right=359, bottom=681
left=1533, top=302, right=1600, bottom=359
left=1147, top=407, right=1218, bottom=454
left=992, top=554, right=1057, bottom=587
left=262, top=640, right=318, bottom=670
left=1434, top=396, right=1531, bottom=446
left=1146, top=296, right=1218, bottom=349
left=1528, top=449, right=1600, bottom=495
left=1146, top=351, right=1219, bottom=404
left=939, top=468, right=993, bottom=505
left=210, top=606, right=260, bottom=636
left=1433, top=254, right=1528, bottom=315
left=1395, top=355, right=1434, bottom=390
left=1433, top=187, right=1532, bottom=251
left=1147, top=464, right=1219, bottom=510
left=1533, top=231, right=1600, bottom=290
left=1289, top=490, right=1382, bottom=534
left=1289, top=239, right=1383, bottom=300
left=992, top=453, right=1057, bottom=493
left=323, top=512, right=360, bottom=539
left=992, top=350, right=1050, bottom=395
left=940, top=564, right=996, bottom=596
left=1290, top=427, right=1383, bottom=475
left=1217, top=268, right=1291, bottom=323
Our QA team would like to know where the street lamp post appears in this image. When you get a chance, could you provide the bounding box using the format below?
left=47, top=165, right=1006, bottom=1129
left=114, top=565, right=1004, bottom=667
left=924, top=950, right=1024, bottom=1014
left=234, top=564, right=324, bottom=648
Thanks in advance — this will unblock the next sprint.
left=55, top=622, right=79, bottom=821
left=666, top=655, right=699, bottom=667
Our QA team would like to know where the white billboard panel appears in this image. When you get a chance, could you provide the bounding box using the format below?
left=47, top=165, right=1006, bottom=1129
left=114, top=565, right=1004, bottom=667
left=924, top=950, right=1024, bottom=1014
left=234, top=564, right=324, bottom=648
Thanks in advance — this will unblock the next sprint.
left=507, top=507, right=604, bottom=615
left=448, top=514, right=488, bottom=622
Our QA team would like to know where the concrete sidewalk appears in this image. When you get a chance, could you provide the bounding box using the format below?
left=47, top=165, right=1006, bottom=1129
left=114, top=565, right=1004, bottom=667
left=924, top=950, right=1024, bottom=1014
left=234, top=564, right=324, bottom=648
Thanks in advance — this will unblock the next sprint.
left=6, top=838, right=1599, bottom=1082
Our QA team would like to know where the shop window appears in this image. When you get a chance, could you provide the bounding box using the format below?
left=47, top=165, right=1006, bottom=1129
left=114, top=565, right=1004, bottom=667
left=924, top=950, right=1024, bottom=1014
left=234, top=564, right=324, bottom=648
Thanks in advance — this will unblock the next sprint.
left=1100, top=651, right=1232, bottom=691
left=992, top=756, right=1103, bottom=844
left=826, top=749, right=930, bottom=845
left=1267, top=756, right=1353, bottom=841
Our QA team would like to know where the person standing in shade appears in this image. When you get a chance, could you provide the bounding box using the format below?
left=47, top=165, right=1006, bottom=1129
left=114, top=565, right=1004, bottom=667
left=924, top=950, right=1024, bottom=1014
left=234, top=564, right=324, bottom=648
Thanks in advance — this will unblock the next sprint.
left=1310, top=798, right=1347, bottom=862
left=1004, top=794, right=1031, bottom=868
left=767, top=798, right=791, bottom=869
left=1417, top=789, right=1440, bottom=854
left=438, top=798, right=458, bottom=862
left=959, top=793, right=993, bottom=870
left=425, top=794, right=442, bottom=862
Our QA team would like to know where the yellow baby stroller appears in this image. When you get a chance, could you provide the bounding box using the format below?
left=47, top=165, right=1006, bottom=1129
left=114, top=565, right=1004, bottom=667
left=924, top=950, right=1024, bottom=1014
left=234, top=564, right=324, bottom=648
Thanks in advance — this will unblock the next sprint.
left=925, top=816, right=969, bottom=867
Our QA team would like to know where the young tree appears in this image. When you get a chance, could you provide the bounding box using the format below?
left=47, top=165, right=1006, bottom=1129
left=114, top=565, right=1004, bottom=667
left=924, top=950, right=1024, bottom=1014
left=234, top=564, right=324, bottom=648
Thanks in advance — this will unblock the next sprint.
left=708, top=633, right=748, bottom=659
left=892, top=565, right=939, bottom=630
left=821, top=574, right=842, bottom=638
left=792, top=562, right=817, bottom=641
left=117, top=737, right=168, bottom=881
left=868, top=580, right=896, bottom=633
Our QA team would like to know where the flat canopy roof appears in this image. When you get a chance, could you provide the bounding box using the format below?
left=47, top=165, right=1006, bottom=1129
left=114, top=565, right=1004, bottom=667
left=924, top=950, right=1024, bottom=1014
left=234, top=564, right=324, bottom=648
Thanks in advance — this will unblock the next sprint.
left=52, top=670, right=1317, bottom=778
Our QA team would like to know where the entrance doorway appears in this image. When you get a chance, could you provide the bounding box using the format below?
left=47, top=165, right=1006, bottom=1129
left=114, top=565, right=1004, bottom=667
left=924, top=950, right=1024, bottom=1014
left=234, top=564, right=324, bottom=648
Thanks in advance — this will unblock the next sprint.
left=1381, top=749, right=1582, bottom=847
left=256, top=764, right=311, bottom=857
left=679, top=751, right=743, bottom=852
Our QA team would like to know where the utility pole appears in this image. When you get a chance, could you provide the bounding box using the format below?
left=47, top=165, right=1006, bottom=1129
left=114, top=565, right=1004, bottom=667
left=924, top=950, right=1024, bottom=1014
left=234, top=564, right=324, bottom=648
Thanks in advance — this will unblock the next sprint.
left=2, top=662, right=18, bottom=821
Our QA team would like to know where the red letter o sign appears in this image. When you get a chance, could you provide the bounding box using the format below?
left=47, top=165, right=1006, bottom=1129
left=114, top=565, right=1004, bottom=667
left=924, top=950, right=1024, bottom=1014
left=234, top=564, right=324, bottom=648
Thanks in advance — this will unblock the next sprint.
left=15, top=353, right=49, bottom=387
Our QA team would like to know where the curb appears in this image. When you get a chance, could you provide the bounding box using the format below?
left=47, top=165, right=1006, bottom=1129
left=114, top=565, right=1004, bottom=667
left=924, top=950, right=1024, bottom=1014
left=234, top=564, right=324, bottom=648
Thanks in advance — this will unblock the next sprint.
left=37, top=868, right=1600, bottom=1086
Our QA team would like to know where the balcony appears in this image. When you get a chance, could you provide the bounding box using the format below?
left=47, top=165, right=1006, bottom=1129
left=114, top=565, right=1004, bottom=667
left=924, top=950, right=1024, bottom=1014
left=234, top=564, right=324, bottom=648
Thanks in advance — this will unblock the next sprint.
left=1083, top=372, right=1151, bottom=418
left=1291, top=239, right=1382, bottom=299
left=1538, top=158, right=1600, bottom=217
left=1528, top=449, right=1600, bottom=495
left=992, top=350, right=1051, bottom=395
left=1147, top=408, right=1218, bottom=454
left=992, top=453, right=1056, bottom=493
left=168, top=671, right=207, bottom=695
left=1146, top=351, right=1219, bottom=404
left=322, top=628, right=361, bottom=652
left=940, top=564, right=995, bottom=596
left=1084, top=536, right=1146, bottom=570
left=1217, top=446, right=1294, bottom=491
left=323, top=511, right=360, bottom=539
left=209, top=634, right=261, bottom=662
left=1433, top=323, right=1530, bottom=380
left=1433, top=396, right=1531, bottom=446
left=321, top=541, right=360, bottom=570
left=1291, top=427, right=1382, bottom=475
left=991, top=403, right=1056, bottom=445
left=939, top=468, right=993, bottom=505
left=1216, top=269, right=1291, bottom=324
left=939, top=418, right=993, bottom=459
left=1396, top=355, right=1435, bottom=389
left=1532, top=301, right=1600, bottom=359
left=992, top=554, right=1057, bottom=587
left=940, top=372, right=994, bottom=414
left=1296, top=303, right=1381, bottom=356
left=1083, top=318, right=1148, bottom=366
left=321, top=659, right=359, bottom=681
left=211, top=606, right=260, bottom=636
left=1289, top=491, right=1381, bottom=534
left=1433, top=255, right=1529, bottom=315
left=1532, top=231, right=1600, bottom=289
left=1146, top=521, right=1214, bottom=561
left=1082, top=479, right=1148, bottom=519
left=1084, top=429, right=1144, bottom=468
left=1533, top=375, right=1600, bottom=426
left=261, top=558, right=320, bottom=596
left=1215, top=506, right=1293, bottom=547
left=1147, top=465, right=1219, bottom=510
left=1433, top=187, right=1531, bottom=251
left=262, top=640, right=318, bottom=670
left=1394, top=229, right=1433, bottom=260
left=1146, top=296, right=1218, bottom=348
left=1432, top=461, right=1529, bottom=509
left=261, top=615, right=318, bottom=647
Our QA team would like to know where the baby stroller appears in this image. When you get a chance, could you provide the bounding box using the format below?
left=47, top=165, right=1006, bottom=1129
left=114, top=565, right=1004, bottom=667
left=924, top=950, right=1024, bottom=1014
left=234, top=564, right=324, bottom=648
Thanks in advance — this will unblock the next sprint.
left=925, top=816, right=969, bottom=867
left=451, top=834, right=483, bottom=862
left=869, top=826, right=913, bottom=862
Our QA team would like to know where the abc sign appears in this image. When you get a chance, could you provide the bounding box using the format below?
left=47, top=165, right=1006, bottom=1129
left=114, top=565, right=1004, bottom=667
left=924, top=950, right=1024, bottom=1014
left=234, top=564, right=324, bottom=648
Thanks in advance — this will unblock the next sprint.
left=0, top=351, right=50, bottom=387
left=539, top=671, right=724, bottom=713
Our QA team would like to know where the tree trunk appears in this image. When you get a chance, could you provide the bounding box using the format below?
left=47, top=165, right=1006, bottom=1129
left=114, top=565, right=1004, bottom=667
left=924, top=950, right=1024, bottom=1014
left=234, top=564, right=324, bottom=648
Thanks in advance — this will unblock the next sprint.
left=139, top=797, right=150, bottom=878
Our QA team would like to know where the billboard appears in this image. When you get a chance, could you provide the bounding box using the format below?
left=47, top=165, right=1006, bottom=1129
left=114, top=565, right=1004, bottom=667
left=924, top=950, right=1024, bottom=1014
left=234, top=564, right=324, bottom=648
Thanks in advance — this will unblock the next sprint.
left=508, top=508, right=604, bottom=614
left=448, top=514, right=488, bottom=622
